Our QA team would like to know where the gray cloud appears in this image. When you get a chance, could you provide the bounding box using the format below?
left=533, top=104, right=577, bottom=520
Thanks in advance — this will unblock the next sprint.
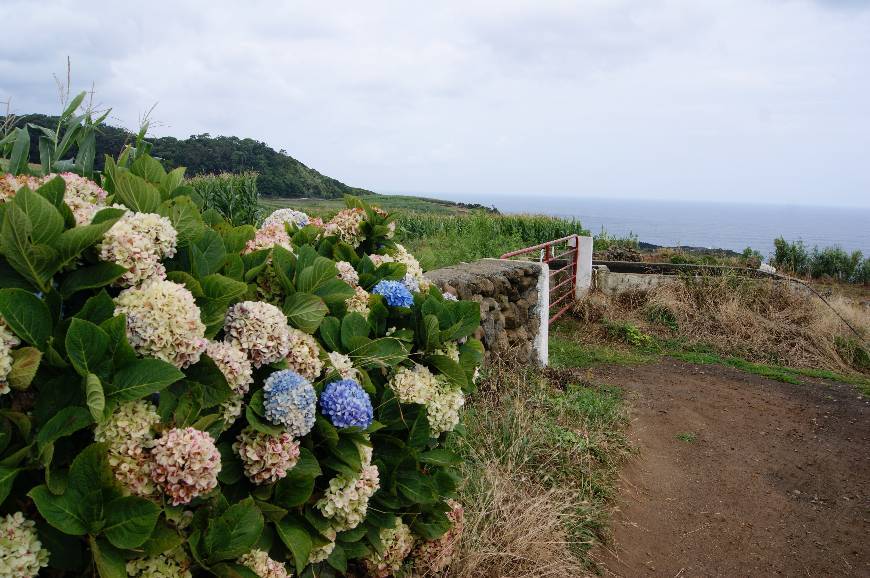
left=2, top=0, right=869, bottom=206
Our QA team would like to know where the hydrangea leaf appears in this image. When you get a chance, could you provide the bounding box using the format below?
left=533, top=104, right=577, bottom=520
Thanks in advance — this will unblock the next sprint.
left=284, top=292, right=328, bottom=334
left=0, top=288, right=52, bottom=348
left=275, top=516, right=313, bottom=574
left=103, top=496, right=161, bottom=549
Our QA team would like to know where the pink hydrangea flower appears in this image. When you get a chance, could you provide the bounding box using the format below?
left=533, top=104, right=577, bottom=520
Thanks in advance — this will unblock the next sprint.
left=206, top=341, right=254, bottom=395
left=232, top=427, right=301, bottom=485
left=150, top=428, right=221, bottom=505
left=412, top=500, right=464, bottom=573
left=223, top=301, right=292, bottom=368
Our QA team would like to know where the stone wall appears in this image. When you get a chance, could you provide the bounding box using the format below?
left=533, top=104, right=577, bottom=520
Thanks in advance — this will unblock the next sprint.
left=425, top=258, right=548, bottom=365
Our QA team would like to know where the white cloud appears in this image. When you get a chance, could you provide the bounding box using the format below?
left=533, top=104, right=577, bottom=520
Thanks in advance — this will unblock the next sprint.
left=2, top=0, right=869, bottom=205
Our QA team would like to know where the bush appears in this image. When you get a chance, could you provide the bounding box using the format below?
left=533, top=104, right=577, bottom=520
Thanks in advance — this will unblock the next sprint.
left=772, top=237, right=867, bottom=284
left=0, top=144, right=480, bottom=576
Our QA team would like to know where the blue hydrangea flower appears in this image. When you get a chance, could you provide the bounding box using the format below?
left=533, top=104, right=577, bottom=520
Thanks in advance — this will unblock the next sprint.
left=320, top=379, right=374, bottom=429
left=262, top=369, right=317, bottom=437
left=372, top=280, right=414, bottom=308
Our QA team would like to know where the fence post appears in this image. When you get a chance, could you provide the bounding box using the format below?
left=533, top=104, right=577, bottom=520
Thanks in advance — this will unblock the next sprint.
left=568, top=235, right=593, bottom=299
left=536, top=261, right=549, bottom=366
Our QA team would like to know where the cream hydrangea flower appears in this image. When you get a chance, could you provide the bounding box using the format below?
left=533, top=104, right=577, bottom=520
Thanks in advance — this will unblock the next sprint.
left=94, top=400, right=160, bottom=496
left=0, top=512, right=49, bottom=578
left=54, top=172, right=109, bottom=225
left=427, top=382, right=465, bottom=435
left=244, top=222, right=293, bottom=254
left=223, top=301, right=292, bottom=368
left=315, top=463, right=380, bottom=532
left=388, top=364, right=439, bottom=405
left=233, top=427, right=301, bottom=485
left=126, top=548, right=192, bottom=578
left=0, top=319, right=21, bottom=396
left=369, top=244, right=429, bottom=293
left=206, top=340, right=254, bottom=395
left=285, top=327, right=323, bottom=380
left=346, top=286, right=371, bottom=317
left=114, top=279, right=207, bottom=368
left=363, top=518, right=414, bottom=578
left=324, top=208, right=365, bottom=247
left=237, top=549, right=289, bottom=578
left=327, top=351, right=358, bottom=380
left=150, top=427, right=221, bottom=506
left=99, top=211, right=178, bottom=287
left=0, top=174, right=44, bottom=203
left=308, top=527, right=337, bottom=564
left=435, top=341, right=460, bottom=363
left=220, top=394, right=244, bottom=426
left=335, top=261, right=359, bottom=286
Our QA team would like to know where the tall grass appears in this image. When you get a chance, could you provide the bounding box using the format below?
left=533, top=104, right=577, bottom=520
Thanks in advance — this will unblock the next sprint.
left=396, top=211, right=589, bottom=270
left=187, top=171, right=262, bottom=226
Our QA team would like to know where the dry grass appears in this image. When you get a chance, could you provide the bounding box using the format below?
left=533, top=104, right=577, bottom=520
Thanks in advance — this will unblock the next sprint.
left=577, top=274, right=870, bottom=375
left=445, top=359, right=630, bottom=577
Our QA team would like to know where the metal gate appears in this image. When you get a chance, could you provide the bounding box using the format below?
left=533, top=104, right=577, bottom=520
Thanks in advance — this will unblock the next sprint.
left=500, top=234, right=579, bottom=324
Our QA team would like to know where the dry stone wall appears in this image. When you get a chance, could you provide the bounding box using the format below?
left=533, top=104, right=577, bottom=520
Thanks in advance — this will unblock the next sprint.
left=425, top=258, right=548, bottom=365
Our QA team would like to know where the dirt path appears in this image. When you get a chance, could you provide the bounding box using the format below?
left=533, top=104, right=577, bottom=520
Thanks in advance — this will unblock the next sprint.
left=591, top=360, right=870, bottom=577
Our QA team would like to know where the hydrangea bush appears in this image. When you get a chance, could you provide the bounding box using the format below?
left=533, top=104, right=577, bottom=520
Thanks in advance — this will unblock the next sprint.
left=0, top=141, right=479, bottom=576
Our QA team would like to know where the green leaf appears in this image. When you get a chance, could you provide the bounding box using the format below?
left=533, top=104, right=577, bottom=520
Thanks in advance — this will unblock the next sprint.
left=0, top=288, right=52, bottom=347
left=90, top=535, right=127, bottom=578
left=142, top=522, right=185, bottom=556
left=327, top=542, right=348, bottom=573
left=59, top=262, right=127, bottom=298
left=29, top=485, right=89, bottom=535
left=159, top=195, right=205, bottom=246
left=8, top=126, right=30, bottom=175
left=221, top=225, right=256, bottom=253
left=271, top=245, right=297, bottom=292
left=131, top=155, right=167, bottom=184
left=204, top=498, right=265, bottom=563
left=86, top=373, right=106, bottom=424
left=54, top=219, right=118, bottom=270
left=106, top=359, right=184, bottom=402
left=191, top=228, right=226, bottom=277
left=396, top=469, right=437, bottom=504
left=0, top=203, right=58, bottom=292
left=103, top=496, right=161, bottom=549
left=36, top=406, right=92, bottom=451
left=275, top=516, right=313, bottom=574
left=348, top=337, right=408, bottom=369
left=7, top=347, right=42, bottom=390
left=65, top=318, right=110, bottom=376
left=296, top=256, right=338, bottom=293
left=100, top=315, right=137, bottom=368
left=319, top=316, right=342, bottom=352
left=427, top=354, right=468, bottom=391
left=418, top=449, right=460, bottom=466
left=0, top=466, right=19, bottom=506
left=340, top=313, right=370, bottom=349
left=113, top=171, right=160, bottom=212
left=201, top=274, right=247, bottom=303
left=75, top=290, right=116, bottom=324
left=283, top=292, right=328, bottom=334
left=166, top=271, right=204, bottom=298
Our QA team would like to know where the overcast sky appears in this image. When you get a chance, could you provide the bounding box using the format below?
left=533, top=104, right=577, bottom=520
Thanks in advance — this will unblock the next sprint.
left=3, top=0, right=869, bottom=206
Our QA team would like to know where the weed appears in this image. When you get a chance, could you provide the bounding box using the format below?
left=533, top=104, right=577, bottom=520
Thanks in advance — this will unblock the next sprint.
left=676, top=431, right=697, bottom=443
left=602, top=320, right=656, bottom=348
left=645, top=304, right=679, bottom=331
left=549, top=335, right=656, bottom=368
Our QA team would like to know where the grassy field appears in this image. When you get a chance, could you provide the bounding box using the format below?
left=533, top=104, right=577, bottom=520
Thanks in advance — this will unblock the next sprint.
left=260, top=194, right=488, bottom=216
left=448, top=352, right=630, bottom=576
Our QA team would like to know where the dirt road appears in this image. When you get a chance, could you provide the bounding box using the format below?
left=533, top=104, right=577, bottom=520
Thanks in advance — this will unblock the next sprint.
left=592, top=360, right=870, bottom=577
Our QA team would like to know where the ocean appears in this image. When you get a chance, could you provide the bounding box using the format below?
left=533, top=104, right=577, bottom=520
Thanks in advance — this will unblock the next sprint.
left=407, top=193, right=870, bottom=258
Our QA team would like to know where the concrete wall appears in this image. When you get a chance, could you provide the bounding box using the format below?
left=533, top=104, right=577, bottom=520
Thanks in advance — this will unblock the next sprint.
left=593, top=265, right=680, bottom=295
left=426, top=259, right=549, bottom=366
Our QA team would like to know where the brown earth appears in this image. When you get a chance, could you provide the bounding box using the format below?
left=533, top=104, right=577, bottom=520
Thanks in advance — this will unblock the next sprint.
left=591, top=360, right=870, bottom=577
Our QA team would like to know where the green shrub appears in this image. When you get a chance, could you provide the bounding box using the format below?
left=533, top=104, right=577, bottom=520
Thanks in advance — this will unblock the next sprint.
left=772, top=237, right=866, bottom=284
left=0, top=144, right=480, bottom=576
left=602, top=320, right=655, bottom=348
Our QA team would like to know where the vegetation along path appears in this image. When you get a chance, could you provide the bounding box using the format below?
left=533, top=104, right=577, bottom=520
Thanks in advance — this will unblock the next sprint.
left=591, top=360, right=869, bottom=577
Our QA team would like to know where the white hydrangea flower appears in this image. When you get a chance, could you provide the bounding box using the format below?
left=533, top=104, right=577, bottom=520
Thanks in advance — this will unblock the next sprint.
left=126, top=548, right=192, bottom=578
left=308, top=528, right=337, bottom=564
left=99, top=211, right=178, bottom=287
left=435, top=341, right=460, bottom=363
left=237, top=549, right=289, bottom=578
left=315, top=463, right=380, bottom=532
left=0, top=512, right=49, bottom=578
left=0, top=319, right=21, bottom=396
left=388, top=364, right=439, bottom=405
left=206, top=340, right=254, bottom=395
left=114, top=279, right=207, bottom=368
left=94, top=400, right=161, bottom=497
left=324, top=208, right=365, bottom=247
left=224, top=301, right=292, bottom=368
left=335, top=261, right=359, bottom=286
left=244, top=222, right=293, bottom=254
left=54, top=172, right=109, bottom=225
left=327, top=351, right=358, bottom=380
left=346, top=286, right=371, bottom=317
left=285, top=328, right=323, bottom=380
left=262, top=208, right=310, bottom=229
left=426, top=383, right=465, bottom=435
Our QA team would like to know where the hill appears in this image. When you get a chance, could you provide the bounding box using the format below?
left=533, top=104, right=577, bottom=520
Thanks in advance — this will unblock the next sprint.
left=6, top=113, right=372, bottom=198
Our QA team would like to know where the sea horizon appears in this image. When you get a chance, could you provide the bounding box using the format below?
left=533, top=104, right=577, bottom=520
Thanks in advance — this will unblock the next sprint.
left=383, top=192, right=870, bottom=258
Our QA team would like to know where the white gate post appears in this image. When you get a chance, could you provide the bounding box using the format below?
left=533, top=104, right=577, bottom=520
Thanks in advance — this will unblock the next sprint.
left=569, top=235, right=593, bottom=299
